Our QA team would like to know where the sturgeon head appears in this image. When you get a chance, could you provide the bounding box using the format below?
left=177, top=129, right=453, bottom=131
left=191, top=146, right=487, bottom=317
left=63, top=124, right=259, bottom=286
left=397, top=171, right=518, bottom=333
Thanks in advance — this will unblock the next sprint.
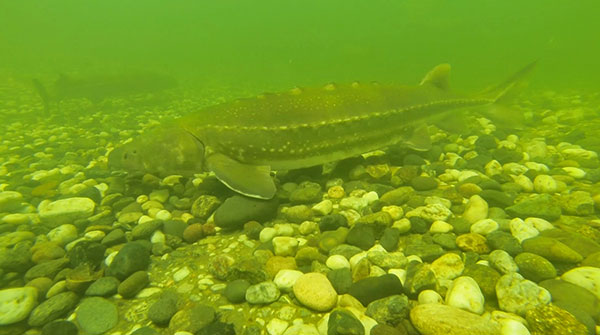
left=108, top=125, right=205, bottom=177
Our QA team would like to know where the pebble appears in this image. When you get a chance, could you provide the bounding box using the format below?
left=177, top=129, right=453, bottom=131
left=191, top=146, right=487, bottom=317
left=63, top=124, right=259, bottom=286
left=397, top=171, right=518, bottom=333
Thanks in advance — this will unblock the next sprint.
left=514, top=252, right=556, bottom=282
left=495, top=272, right=551, bottom=316
left=46, top=224, right=77, bottom=246
left=561, top=190, right=595, bottom=216
left=118, top=271, right=149, bottom=298
left=38, top=197, right=95, bottom=227
left=326, top=254, right=351, bottom=270
left=488, top=250, right=519, bottom=274
left=107, top=242, right=151, bottom=280
left=41, top=320, right=79, bottom=335
left=28, top=291, right=79, bottom=327
left=214, top=195, right=279, bottom=230
left=430, top=253, right=464, bottom=280
left=245, top=281, right=280, bottom=304
left=499, top=318, right=531, bottom=335
left=445, top=276, right=485, bottom=314
left=418, top=290, right=443, bottom=304
left=410, top=303, right=501, bottom=335
left=561, top=266, right=600, bottom=299
left=539, top=278, right=600, bottom=323
left=328, top=309, right=365, bottom=335
left=293, top=272, right=338, bottom=312
left=533, top=175, right=557, bottom=193
left=470, top=219, right=499, bottom=235
left=266, top=318, right=289, bottom=335
left=456, top=233, right=490, bottom=254
left=525, top=304, right=588, bottom=335
left=509, top=218, right=539, bottom=243
left=405, top=203, right=452, bottom=223
left=429, top=220, right=453, bottom=233
left=76, top=297, right=118, bottom=334
left=462, top=195, right=489, bottom=224
left=173, top=266, right=191, bottom=282
left=505, top=194, right=561, bottom=221
left=522, top=236, right=583, bottom=263
left=312, top=199, right=333, bottom=216
left=348, top=274, right=404, bottom=306
left=273, top=269, right=303, bottom=292
left=85, top=276, right=120, bottom=296
left=0, top=191, right=23, bottom=212
left=272, top=236, right=299, bottom=257
left=0, top=287, right=38, bottom=325
left=223, top=279, right=251, bottom=303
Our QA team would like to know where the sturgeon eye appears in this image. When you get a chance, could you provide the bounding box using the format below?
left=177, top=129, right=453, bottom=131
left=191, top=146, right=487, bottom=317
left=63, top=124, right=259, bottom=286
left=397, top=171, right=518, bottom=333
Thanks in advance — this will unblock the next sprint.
left=123, top=153, right=128, bottom=159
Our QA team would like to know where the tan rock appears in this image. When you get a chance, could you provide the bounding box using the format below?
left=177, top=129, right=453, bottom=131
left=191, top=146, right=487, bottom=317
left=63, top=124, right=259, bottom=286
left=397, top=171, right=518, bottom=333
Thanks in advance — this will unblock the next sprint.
left=292, top=272, right=337, bottom=312
left=410, top=303, right=501, bottom=335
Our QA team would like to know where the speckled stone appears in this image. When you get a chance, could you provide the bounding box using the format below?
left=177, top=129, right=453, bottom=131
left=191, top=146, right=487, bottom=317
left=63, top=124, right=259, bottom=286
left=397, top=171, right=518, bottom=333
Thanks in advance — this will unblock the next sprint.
left=514, top=252, right=556, bottom=283
left=525, top=304, right=588, bottom=335
left=410, top=303, right=501, bottom=335
left=293, top=272, right=338, bottom=312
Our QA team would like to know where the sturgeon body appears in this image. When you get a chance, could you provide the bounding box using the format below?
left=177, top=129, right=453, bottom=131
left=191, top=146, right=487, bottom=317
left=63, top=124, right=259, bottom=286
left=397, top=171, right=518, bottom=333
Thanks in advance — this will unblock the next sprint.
left=109, top=63, right=535, bottom=199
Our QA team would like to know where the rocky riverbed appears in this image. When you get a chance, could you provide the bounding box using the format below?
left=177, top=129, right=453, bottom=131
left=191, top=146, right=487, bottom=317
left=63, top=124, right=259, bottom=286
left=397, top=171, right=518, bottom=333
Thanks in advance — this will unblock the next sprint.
left=1, top=85, right=600, bottom=335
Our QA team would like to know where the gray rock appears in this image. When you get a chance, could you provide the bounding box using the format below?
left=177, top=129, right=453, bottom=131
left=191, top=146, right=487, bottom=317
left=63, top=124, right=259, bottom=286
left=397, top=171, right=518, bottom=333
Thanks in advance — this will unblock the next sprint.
left=522, top=236, right=583, bottom=263
left=380, top=187, right=414, bottom=205
left=131, top=220, right=163, bottom=240
left=365, top=294, right=409, bottom=326
left=514, top=252, right=556, bottom=282
left=41, top=320, right=78, bottom=335
left=349, top=273, right=404, bottom=305
left=190, top=195, right=221, bottom=219
left=118, top=271, right=149, bottom=298
left=404, top=243, right=444, bottom=262
left=214, top=195, right=278, bottom=230
left=223, top=279, right=250, bottom=304
left=28, top=292, right=79, bottom=327
left=410, top=176, right=438, bottom=191
left=539, top=279, right=600, bottom=323
left=505, top=194, right=561, bottom=221
left=463, top=264, right=501, bottom=299
left=560, top=191, right=595, bottom=216
left=328, top=308, right=365, bottom=335
left=76, top=297, right=118, bottom=335
left=85, top=276, right=120, bottom=296
left=168, top=304, right=215, bottom=334
left=495, top=272, right=551, bottom=316
left=245, top=281, right=280, bottom=304
left=24, top=258, right=70, bottom=282
left=0, top=287, right=38, bottom=325
left=38, top=197, right=95, bottom=228
left=107, top=242, right=150, bottom=280
left=486, top=230, right=522, bottom=256
left=289, top=181, right=322, bottom=203
left=0, top=241, right=32, bottom=273
left=101, top=229, right=126, bottom=246
left=148, top=296, right=178, bottom=326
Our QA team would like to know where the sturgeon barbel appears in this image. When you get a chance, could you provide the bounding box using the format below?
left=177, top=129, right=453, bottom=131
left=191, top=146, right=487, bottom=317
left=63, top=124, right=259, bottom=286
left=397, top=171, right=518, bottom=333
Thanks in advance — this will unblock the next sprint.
left=109, top=62, right=535, bottom=199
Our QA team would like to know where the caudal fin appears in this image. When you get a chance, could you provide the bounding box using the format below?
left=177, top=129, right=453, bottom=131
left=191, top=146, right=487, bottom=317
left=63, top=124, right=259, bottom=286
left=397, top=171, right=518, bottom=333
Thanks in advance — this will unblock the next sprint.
left=479, top=61, right=538, bottom=129
left=483, top=61, right=537, bottom=103
left=32, top=79, right=51, bottom=114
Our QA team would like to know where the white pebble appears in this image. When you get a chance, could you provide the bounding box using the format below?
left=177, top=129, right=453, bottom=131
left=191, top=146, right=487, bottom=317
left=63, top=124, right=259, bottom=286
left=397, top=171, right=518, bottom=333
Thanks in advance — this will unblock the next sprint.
left=274, top=269, right=303, bottom=292
left=445, top=276, right=485, bottom=314
left=418, top=289, right=443, bottom=304
left=499, top=318, right=531, bottom=335
left=266, top=318, right=289, bottom=335
left=173, top=266, right=191, bottom=282
left=312, top=200, right=333, bottom=216
left=470, top=219, right=499, bottom=235
left=513, top=175, right=533, bottom=192
left=524, top=217, right=553, bottom=231
left=485, top=160, right=503, bottom=177
left=259, top=227, right=277, bottom=243
left=509, top=218, right=539, bottom=243
left=362, top=191, right=379, bottom=204
left=151, top=230, right=166, bottom=244
left=326, top=255, right=350, bottom=270
left=155, top=209, right=172, bottom=221
left=503, top=163, right=528, bottom=175
left=381, top=205, right=403, bottom=220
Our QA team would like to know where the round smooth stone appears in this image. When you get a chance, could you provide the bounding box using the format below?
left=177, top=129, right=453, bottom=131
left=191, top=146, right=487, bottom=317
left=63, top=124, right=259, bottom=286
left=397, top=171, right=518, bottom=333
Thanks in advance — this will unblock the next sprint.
left=292, top=272, right=337, bottom=312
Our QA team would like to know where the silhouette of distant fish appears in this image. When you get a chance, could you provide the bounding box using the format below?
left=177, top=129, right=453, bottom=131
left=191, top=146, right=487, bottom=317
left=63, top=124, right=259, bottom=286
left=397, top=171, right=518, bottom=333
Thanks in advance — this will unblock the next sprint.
left=32, top=72, right=177, bottom=112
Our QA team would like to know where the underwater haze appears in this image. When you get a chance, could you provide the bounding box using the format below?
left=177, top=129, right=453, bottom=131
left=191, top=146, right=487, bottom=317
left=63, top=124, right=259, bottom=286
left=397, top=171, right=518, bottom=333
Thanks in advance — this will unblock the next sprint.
left=1, top=1, right=600, bottom=335
left=2, top=0, right=600, bottom=91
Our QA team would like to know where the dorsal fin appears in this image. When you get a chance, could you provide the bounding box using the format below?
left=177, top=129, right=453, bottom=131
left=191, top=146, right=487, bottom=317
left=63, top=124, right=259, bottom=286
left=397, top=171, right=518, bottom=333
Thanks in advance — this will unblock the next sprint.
left=419, top=64, right=451, bottom=90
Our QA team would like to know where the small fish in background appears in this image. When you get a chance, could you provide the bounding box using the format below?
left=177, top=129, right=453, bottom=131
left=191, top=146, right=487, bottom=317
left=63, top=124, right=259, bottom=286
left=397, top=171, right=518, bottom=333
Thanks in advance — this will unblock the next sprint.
left=109, top=62, right=536, bottom=200
left=32, top=71, right=178, bottom=113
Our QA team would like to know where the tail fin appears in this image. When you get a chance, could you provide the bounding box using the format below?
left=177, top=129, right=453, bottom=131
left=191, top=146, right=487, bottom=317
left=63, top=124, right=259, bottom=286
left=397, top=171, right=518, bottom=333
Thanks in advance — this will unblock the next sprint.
left=32, top=79, right=51, bottom=114
left=482, top=61, right=537, bottom=103
left=479, top=61, right=537, bottom=129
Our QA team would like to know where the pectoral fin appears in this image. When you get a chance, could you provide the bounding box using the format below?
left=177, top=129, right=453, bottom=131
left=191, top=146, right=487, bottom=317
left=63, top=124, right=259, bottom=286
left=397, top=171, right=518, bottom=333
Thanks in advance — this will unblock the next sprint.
left=206, top=153, right=276, bottom=199
left=403, top=124, right=432, bottom=151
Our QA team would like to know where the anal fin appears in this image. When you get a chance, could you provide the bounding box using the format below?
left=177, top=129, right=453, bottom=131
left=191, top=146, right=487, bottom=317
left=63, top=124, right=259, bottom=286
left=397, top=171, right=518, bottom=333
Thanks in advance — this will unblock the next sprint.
left=206, top=153, right=276, bottom=199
